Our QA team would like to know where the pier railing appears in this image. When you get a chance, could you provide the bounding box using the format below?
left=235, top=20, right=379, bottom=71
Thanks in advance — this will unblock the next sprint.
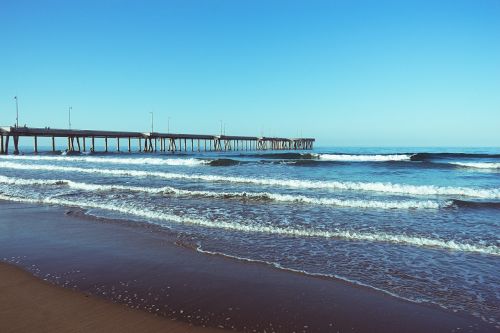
left=0, top=126, right=314, bottom=155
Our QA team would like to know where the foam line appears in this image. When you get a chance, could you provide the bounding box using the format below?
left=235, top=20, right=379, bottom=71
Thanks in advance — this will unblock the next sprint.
left=0, top=175, right=441, bottom=209
left=317, top=154, right=412, bottom=162
left=0, top=193, right=497, bottom=256
left=0, top=155, right=208, bottom=166
left=450, top=162, right=500, bottom=170
left=1, top=161, right=499, bottom=199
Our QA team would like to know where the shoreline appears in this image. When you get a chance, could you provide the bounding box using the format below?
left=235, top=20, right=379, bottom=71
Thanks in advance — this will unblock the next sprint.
left=0, top=200, right=496, bottom=332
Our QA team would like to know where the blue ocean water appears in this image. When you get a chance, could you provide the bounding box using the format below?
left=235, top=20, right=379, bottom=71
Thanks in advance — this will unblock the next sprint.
left=0, top=146, right=499, bottom=326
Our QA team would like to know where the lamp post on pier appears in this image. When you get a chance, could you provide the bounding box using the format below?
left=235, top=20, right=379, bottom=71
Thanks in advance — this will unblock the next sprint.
left=14, top=96, right=19, bottom=128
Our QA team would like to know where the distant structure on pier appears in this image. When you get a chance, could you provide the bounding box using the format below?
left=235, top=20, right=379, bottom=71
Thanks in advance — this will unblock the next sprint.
left=0, top=126, right=315, bottom=155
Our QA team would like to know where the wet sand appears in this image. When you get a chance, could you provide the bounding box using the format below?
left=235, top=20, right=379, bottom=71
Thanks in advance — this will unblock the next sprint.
left=0, top=262, right=222, bottom=333
left=0, top=200, right=496, bottom=332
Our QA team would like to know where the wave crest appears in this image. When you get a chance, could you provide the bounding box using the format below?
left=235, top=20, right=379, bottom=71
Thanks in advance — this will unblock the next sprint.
left=318, top=154, right=412, bottom=162
left=450, top=162, right=500, bottom=170
left=1, top=162, right=499, bottom=199
left=0, top=175, right=441, bottom=209
left=0, top=193, right=497, bottom=256
left=0, top=155, right=208, bottom=166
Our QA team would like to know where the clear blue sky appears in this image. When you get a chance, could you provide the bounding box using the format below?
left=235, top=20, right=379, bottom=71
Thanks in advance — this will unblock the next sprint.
left=1, top=0, right=499, bottom=146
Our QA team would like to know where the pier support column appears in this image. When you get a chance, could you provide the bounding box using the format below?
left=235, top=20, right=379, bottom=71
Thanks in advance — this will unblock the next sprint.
left=138, top=138, right=142, bottom=152
left=76, top=137, right=81, bottom=152
left=91, top=136, right=95, bottom=152
left=83, top=137, right=86, bottom=152
left=117, top=137, right=120, bottom=152
left=105, top=137, right=108, bottom=152
left=0, top=135, right=3, bottom=154
left=4, top=136, right=10, bottom=155
left=51, top=137, right=55, bottom=152
left=168, top=138, right=176, bottom=153
left=128, top=137, right=131, bottom=152
left=13, top=136, right=19, bottom=155
left=34, top=136, right=38, bottom=153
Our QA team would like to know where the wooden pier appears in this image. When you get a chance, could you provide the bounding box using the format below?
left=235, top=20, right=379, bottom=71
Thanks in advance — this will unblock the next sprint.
left=0, top=126, right=315, bottom=155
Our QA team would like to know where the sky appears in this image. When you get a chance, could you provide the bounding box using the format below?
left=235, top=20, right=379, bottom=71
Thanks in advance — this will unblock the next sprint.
left=1, top=0, right=499, bottom=146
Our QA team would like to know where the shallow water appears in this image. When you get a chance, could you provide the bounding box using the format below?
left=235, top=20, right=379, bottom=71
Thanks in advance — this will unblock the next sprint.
left=0, top=146, right=499, bottom=326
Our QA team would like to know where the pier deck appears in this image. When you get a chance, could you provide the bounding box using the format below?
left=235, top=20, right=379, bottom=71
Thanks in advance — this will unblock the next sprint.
left=0, top=126, right=314, bottom=155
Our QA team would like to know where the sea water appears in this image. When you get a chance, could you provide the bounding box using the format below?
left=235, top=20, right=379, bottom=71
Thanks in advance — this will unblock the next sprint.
left=0, top=146, right=498, bottom=326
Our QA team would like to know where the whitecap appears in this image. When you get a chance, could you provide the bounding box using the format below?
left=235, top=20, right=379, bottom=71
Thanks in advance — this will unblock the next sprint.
left=318, top=154, right=412, bottom=162
left=0, top=155, right=208, bottom=166
left=0, top=161, right=498, bottom=199
left=0, top=175, right=441, bottom=209
left=0, top=193, right=497, bottom=256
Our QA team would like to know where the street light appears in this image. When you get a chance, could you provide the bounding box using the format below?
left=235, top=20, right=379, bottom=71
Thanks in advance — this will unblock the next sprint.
left=167, top=117, right=170, bottom=133
left=220, top=120, right=223, bottom=136
left=68, top=106, right=72, bottom=129
left=14, top=96, right=19, bottom=128
left=149, top=112, right=154, bottom=133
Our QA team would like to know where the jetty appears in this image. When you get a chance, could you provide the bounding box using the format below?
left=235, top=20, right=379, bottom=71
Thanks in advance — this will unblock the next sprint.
left=0, top=126, right=315, bottom=155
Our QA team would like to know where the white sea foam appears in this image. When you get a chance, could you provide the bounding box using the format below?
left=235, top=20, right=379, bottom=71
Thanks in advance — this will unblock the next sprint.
left=1, top=161, right=499, bottom=199
left=450, top=162, right=500, bottom=170
left=0, top=155, right=208, bottom=166
left=0, top=193, right=497, bottom=256
left=317, top=154, right=412, bottom=162
left=0, top=175, right=441, bottom=209
left=0, top=175, right=65, bottom=187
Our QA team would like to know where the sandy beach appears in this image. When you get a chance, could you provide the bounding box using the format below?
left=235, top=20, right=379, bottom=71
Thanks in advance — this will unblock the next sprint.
left=0, top=200, right=496, bottom=332
left=0, top=262, right=223, bottom=333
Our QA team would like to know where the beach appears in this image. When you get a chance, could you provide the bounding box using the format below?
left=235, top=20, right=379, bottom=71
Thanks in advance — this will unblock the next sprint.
left=0, top=261, right=222, bottom=333
left=0, top=200, right=495, bottom=332
left=3, top=0, right=499, bottom=330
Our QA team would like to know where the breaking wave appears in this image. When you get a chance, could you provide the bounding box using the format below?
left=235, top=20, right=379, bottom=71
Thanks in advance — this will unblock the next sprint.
left=449, top=162, right=500, bottom=170
left=1, top=162, right=499, bottom=199
left=0, top=175, right=441, bottom=209
left=0, top=155, right=209, bottom=166
left=317, top=154, right=412, bottom=162
left=0, top=193, right=497, bottom=256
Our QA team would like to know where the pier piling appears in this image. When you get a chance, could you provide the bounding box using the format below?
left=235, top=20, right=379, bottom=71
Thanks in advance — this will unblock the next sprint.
left=0, top=126, right=315, bottom=155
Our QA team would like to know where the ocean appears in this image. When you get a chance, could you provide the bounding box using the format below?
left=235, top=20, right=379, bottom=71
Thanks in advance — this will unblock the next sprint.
left=0, top=146, right=499, bottom=327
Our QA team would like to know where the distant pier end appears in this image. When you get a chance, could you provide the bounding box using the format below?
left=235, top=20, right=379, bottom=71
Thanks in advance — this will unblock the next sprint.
left=0, top=126, right=315, bottom=155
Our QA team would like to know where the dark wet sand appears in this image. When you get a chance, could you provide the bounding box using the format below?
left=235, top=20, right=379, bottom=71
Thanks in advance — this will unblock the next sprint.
left=0, top=262, right=223, bottom=333
left=0, top=201, right=496, bottom=333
